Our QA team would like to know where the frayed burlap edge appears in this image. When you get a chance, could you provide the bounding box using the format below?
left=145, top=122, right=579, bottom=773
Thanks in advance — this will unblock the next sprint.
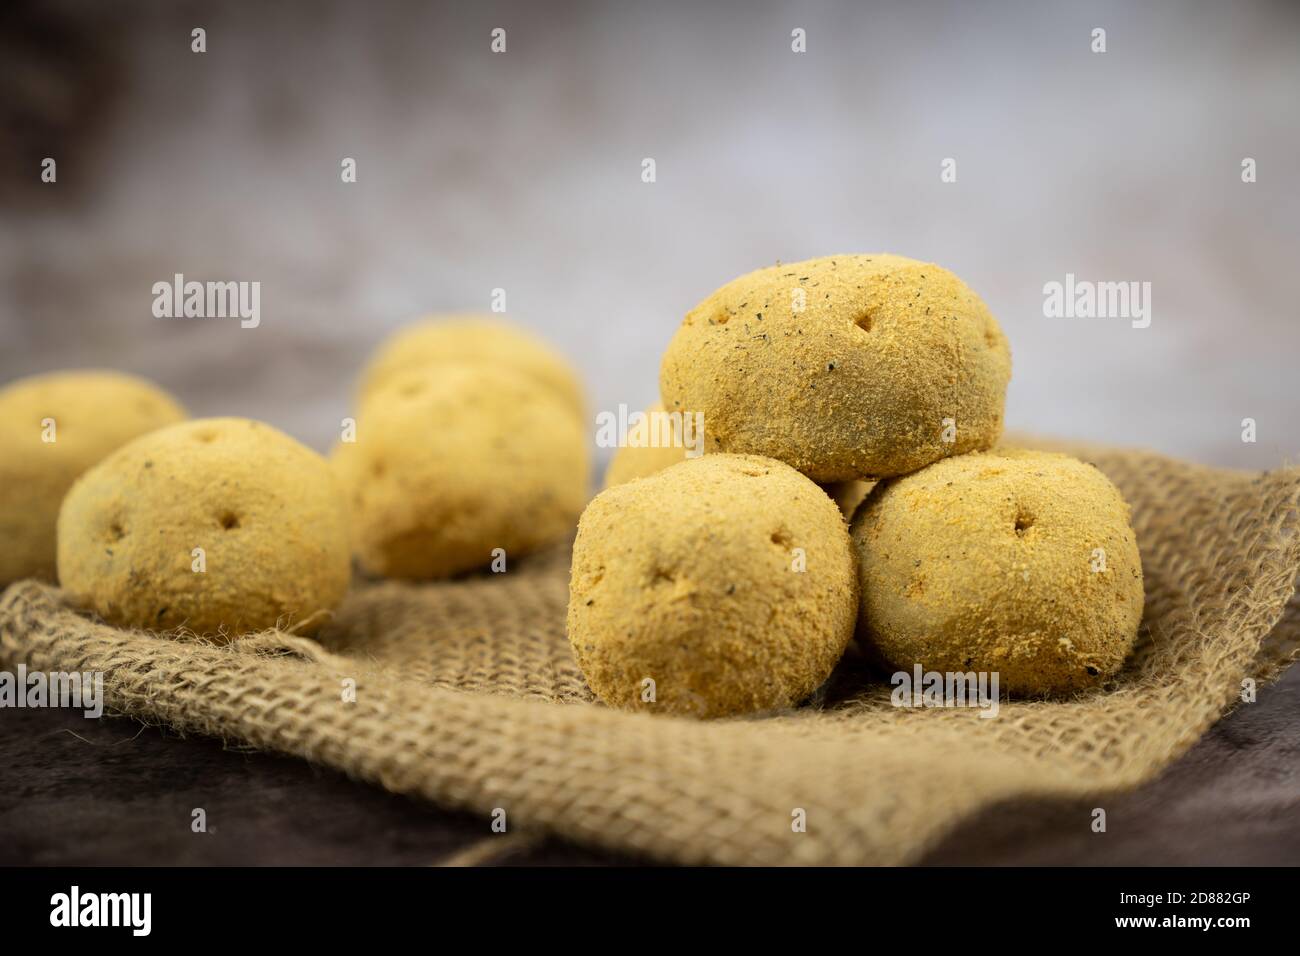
left=2, top=442, right=1297, bottom=866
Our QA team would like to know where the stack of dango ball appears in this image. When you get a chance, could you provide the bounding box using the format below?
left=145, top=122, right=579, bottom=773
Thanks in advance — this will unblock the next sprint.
left=575, top=254, right=1143, bottom=717
left=0, top=254, right=1142, bottom=718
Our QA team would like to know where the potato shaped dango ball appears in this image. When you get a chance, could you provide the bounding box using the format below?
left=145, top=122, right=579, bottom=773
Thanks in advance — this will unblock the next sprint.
left=332, top=363, right=590, bottom=580
left=0, top=370, right=186, bottom=584
left=850, top=449, right=1144, bottom=695
left=57, top=417, right=351, bottom=638
left=357, top=315, right=586, bottom=419
left=660, top=254, right=1011, bottom=482
left=601, top=403, right=694, bottom=489
left=568, top=453, right=857, bottom=718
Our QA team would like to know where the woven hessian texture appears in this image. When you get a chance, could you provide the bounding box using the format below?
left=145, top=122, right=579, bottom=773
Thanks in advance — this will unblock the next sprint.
left=2, top=442, right=1298, bottom=865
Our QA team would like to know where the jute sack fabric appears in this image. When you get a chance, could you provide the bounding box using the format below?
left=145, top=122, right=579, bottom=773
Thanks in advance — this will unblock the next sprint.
left=2, top=439, right=1297, bottom=865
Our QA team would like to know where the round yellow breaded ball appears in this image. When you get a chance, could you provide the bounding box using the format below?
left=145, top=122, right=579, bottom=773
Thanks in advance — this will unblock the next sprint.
left=57, top=417, right=350, bottom=638
left=851, top=449, right=1144, bottom=696
left=332, top=363, right=590, bottom=580
left=601, top=403, right=693, bottom=489
left=568, top=453, right=857, bottom=718
left=660, top=254, right=1011, bottom=482
left=0, top=370, right=187, bottom=585
left=357, top=315, right=586, bottom=418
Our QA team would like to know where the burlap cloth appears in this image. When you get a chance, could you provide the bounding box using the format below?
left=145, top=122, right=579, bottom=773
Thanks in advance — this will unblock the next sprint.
left=2, top=439, right=1298, bottom=866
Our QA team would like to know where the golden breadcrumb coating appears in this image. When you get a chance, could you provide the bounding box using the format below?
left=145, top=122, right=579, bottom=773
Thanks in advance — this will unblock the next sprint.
left=333, top=363, right=589, bottom=579
left=0, top=370, right=186, bottom=584
left=601, top=403, right=693, bottom=489
left=569, top=453, right=857, bottom=718
left=58, top=417, right=350, bottom=638
left=851, top=449, right=1144, bottom=695
left=357, top=315, right=586, bottom=418
left=660, top=254, right=1010, bottom=482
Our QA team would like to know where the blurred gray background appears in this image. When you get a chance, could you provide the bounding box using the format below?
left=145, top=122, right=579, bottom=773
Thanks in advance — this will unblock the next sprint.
left=2, top=0, right=1297, bottom=469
